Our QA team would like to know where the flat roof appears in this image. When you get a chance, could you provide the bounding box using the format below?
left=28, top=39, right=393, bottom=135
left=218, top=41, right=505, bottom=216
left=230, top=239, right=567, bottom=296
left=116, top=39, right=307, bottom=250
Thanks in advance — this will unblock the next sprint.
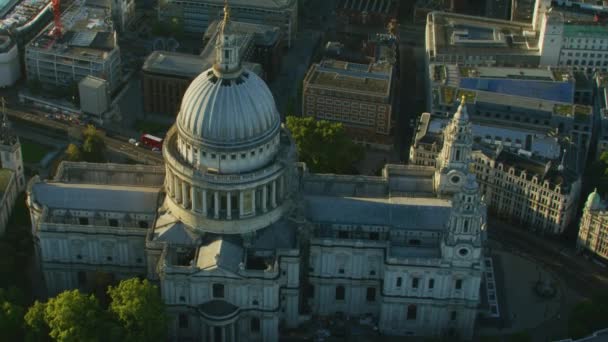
left=32, top=182, right=160, bottom=213
left=306, top=59, right=393, bottom=96
left=27, top=2, right=116, bottom=60
left=427, top=11, right=540, bottom=57
left=564, top=23, right=608, bottom=38
left=305, top=195, right=451, bottom=231
left=182, top=0, right=296, bottom=10
left=142, top=50, right=262, bottom=79
left=205, top=20, right=281, bottom=47
left=1, top=0, right=49, bottom=30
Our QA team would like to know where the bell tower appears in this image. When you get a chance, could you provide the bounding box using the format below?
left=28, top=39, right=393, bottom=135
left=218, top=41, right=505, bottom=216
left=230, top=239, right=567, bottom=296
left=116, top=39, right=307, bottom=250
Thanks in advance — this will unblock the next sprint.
left=434, top=96, right=473, bottom=196
left=441, top=174, right=486, bottom=266
left=0, top=98, right=25, bottom=192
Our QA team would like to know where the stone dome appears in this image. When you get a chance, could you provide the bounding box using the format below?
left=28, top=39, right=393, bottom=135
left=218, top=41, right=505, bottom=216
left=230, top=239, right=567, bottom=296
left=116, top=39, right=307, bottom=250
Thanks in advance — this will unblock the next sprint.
left=176, top=68, right=280, bottom=151
left=585, top=188, right=602, bottom=211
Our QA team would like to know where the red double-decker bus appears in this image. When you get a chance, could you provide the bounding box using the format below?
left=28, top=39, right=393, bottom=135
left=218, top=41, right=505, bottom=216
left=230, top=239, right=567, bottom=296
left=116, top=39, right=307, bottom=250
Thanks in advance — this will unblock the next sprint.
left=140, top=134, right=163, bottom=150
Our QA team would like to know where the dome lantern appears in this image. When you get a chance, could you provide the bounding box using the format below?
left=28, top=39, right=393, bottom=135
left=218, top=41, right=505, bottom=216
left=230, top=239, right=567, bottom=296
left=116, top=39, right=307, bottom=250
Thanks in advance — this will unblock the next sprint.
left=214, top=0, right=240, bottom=75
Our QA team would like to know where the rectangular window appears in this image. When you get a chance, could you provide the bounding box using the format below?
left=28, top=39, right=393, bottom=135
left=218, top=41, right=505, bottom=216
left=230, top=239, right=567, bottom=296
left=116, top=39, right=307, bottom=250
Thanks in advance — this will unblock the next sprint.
left=79, top=217, right=89, bottom=225
left=250, top=317, right=260, bottom=333
left=213, top=284, right=224, bottom=298
left=451, top=311, right=457, bottom=321
left=108, top=219, right=118, bottom=227
left=412, top=278, right=419, bottom=289
left=428, top=279, right=435, bottom=289
left=407, top=305, right=417, bottom=320
left=335, top=286, right=345, bottom=300
left=179, top=314, right=188, bottom=329
left=455, top=279, right=463, bottom=290
left=396, top=277, right=402, bottom=287
left=366, top=287, right=376, bottom=301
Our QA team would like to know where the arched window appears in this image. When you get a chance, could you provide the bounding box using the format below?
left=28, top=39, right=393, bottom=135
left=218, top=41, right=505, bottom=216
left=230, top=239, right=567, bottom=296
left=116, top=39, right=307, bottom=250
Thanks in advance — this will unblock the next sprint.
left=463, top=220, right=469, bottom=233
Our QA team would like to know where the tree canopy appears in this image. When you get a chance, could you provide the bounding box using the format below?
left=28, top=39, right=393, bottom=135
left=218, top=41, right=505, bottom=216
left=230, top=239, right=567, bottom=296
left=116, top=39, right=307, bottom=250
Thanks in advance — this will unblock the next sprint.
left=21, top=278, right=167, bottom=341
left=80, top=125, right=105, bottom=162
left=568, top=294, right=608, bottom=339
left=65, top=144, right=82, bottom=162
left=0, top=287, right=26, bottom=341
left=26, top=290, right=106, bottom=342
left=107, top=278, right=167, bottom=342
left=286, top=116, right=363, bottom=174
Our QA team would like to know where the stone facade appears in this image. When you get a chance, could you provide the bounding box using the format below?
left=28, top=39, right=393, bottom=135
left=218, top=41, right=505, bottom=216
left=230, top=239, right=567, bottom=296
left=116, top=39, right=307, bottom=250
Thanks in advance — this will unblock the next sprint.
left=577, top=190, right=608, bottom=261
left=28, top=9, right=487, bottom=341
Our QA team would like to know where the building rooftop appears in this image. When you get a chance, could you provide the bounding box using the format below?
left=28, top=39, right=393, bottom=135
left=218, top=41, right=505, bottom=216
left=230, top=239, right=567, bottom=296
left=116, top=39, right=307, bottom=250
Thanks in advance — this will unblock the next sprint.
left=175, top=0, right=296, bottom=10
left=1, top=0, right=49, bottom=30
left=511, top=0, right=535, bottom=22
left=205, top=19, right=281, bottom=47
left=31, top=182, right=160, bottom=213
left=427, top=11, right=540, bottom=57
left=336, top=0, right=398, bottom=14
left=304, top=195, right=451, bottom=231
left=306, top=59, right=393, bottom=96
left=563, top=23, right=608, bottom=38
left=436, top=64, right=576, bottom=103
left=142, top=50, right=262, bottom=80
left=27, top=2, right=116, bottom=61
left=0, top=168, right=13, bottom=198
left=79, top=75, right=106, bottom=89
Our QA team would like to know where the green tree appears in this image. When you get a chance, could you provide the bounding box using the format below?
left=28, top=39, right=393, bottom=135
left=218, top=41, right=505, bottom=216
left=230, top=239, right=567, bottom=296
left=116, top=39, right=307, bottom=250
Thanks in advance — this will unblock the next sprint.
left=81, top=125, right=105, bottom=162
left=0, top=287, right=26, bottom=341
left=568, top=294, right=608, bottom=339
left=107, top=278, right=167, bottom=342
left=286, top=116, right=364, bottom=174
left=65, top=144, right=82, bottom=162
left=24, top=301, right=48, bottom=342
left=26, top=290, right=105, bottom=342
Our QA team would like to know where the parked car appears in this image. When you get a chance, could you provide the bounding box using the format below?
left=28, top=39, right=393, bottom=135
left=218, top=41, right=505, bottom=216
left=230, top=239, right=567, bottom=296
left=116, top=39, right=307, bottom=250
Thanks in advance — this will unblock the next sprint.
left=128, top=138, right=137, bottom=145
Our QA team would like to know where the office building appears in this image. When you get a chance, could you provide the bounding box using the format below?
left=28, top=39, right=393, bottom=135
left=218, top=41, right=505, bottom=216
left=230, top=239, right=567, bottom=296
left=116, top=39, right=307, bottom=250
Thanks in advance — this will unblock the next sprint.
left=302, top=59, right=396, bottom=149
left=25, top=2, right=122, bottom=92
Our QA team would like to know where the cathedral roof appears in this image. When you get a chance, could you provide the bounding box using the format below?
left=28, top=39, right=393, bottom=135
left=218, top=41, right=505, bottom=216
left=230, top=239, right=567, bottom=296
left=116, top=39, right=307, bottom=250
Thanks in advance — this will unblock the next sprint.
left=31, top=182, right=160, bottom=212
left=196, top=238, right=244, bottom=273
left=175, top=1, right=280, bottom=151
left=305, top=195, right=452, bottom=231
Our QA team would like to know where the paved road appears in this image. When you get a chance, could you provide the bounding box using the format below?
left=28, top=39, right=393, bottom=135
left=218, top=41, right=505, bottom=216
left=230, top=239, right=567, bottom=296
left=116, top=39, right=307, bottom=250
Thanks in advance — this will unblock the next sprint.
left=488, top=219, right=608, bottom=296
left=6, top=107, right=164, bottom=165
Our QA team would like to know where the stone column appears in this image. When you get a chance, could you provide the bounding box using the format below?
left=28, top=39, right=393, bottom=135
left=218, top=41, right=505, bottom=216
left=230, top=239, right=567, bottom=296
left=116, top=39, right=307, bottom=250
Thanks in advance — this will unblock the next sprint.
left=191, top=187, right=198, bottom=212
left=214, top=192, right=220, bottom=219
left=271, top=180, right=277, bottom=208
left=279, top=176, right=285, bottom=201
left=231, top=323, right=236, bottom=342
left=222, top=326, right=226, bottom=342
left=262, top=185, right=268, bottom=213
left=227, top=192, right=232, bottom=220
left=166, top=171, right=173, bottom=196
left=182, top=182, right=189, bottom=208
left=239, top=192, right=244, bottom=218
left=174, top=177, right=182, bottom=203
left=251, top=189, right=256, bottom=215
left=210, top=325, right=215, bottom=342
left=202, top=190, right=208, bottom=217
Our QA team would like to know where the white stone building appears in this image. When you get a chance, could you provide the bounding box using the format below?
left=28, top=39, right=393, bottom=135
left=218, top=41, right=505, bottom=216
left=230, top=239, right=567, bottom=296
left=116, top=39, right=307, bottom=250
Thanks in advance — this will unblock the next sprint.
left=27, top=5, right=488, bottom=341
left=577, top=190, right=608, bottom=261
left=0, top=112, right=23, bottom=236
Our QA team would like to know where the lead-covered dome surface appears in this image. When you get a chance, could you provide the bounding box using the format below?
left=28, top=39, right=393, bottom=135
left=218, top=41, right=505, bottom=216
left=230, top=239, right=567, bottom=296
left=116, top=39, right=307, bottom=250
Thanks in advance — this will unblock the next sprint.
left=177, top=68, right=281, bottom=150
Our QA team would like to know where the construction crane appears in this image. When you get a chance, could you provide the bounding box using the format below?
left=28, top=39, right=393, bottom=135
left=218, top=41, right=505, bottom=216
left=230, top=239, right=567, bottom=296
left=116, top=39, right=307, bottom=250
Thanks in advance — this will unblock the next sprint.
left=50, top=0, right=63, bottom=38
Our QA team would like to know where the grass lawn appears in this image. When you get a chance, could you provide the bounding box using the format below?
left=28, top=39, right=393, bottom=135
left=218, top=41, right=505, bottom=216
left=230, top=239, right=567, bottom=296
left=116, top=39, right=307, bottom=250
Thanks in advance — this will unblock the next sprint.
left=134, top=120, right=172, bottom=136
left=20, top=139, right=53, bottom=164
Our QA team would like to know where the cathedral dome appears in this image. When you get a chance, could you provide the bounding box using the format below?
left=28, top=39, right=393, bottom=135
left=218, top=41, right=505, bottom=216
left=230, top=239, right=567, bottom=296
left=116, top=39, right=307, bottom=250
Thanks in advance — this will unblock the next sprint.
left=585, top=188, right=602, bottom=211
left=176, top=3, right=280, bottom=151
left=177, top=69, right=280, bottom=150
